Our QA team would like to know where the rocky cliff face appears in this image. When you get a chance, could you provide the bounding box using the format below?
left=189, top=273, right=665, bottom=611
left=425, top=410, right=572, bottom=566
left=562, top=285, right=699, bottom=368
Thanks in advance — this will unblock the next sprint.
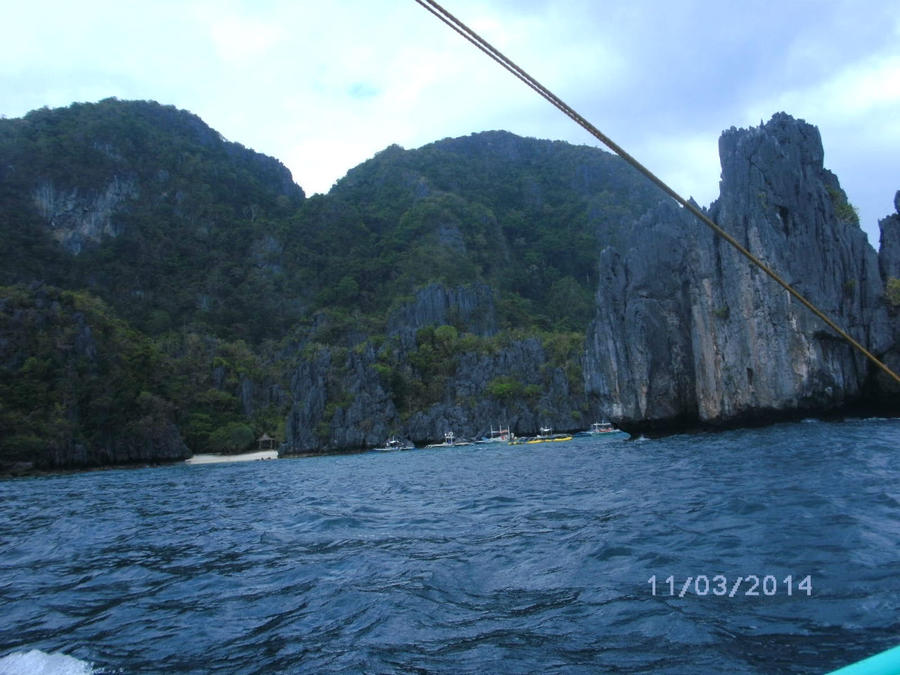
left=282, top=282, right=588, bottom=453
left=875, top=191, right=900, bottom=395
left=879, top=191, right=900, bottom=280
left=2, top=99, right=303, bottom=259
left=6, top=102, right=892, bottom=469
left=281, top=114, right=894, bottom=450
left=584, top=113, right=892, bottom=428
left=392, top=333, right=583, bottom=444
left=33, top=176, right=139, bottom=254
left=282, top=336, right=586, bottom=453
left=0, top=284, right=190, bottom=473
left=387, top=282, right=498, bottom=346
left=284, top=343, right=398, bottom=453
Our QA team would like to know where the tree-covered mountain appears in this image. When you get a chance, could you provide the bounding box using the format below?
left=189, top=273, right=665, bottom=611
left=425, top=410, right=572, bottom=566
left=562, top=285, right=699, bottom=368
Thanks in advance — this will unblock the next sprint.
left=1, top=99, right=896, bottom=473
left=0, top=99, right=304, bottom=341
left=2, top=99, right=663, bottom=339
left=0, top=99, right=667, bottom=471
left=323, top=131, right=660, bottom=329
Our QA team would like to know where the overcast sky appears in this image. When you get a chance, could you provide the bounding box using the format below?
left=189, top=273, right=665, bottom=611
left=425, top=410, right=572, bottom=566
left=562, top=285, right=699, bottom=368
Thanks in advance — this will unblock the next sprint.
left=2, top=0, right=898, bottom=246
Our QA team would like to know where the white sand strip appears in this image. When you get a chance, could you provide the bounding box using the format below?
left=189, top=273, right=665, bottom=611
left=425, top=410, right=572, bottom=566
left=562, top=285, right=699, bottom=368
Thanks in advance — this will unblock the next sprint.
left=185, top=450, right=278, bottom=465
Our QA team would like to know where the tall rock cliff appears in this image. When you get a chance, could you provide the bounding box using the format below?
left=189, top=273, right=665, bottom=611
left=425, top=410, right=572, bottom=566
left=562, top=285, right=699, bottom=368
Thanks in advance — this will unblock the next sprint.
left=875, top=191, right=900, bottom=395
left=4, top=101, right=893, bottom=470
left=282, top=114, right=894, bottom=451
left=584, top=113, right=892, bottom=428
left=878, top=191, right=900, bottom=281
left=282, top=282, right=588, bottom=452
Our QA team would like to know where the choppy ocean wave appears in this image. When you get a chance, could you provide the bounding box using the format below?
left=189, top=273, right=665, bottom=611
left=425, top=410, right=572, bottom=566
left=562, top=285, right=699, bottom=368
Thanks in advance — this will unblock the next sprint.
left=1, top=418, right=898, bottom=673
left=0, top=649, right=92, bottom=675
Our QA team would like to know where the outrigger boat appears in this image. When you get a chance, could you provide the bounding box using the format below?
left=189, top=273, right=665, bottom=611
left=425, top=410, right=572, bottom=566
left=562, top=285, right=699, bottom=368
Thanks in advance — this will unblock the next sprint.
left=375, top=436, right=414, bottom=452
left=476, top=424, right=511, bottom=444
left=576, top=420, right=629, bottom=438
left=425, top=431, right=473, bottom=448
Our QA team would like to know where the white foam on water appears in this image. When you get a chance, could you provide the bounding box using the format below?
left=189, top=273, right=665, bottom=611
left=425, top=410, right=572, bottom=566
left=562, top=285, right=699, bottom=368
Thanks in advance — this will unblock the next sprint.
left=0, top=650, right=92, bottom=675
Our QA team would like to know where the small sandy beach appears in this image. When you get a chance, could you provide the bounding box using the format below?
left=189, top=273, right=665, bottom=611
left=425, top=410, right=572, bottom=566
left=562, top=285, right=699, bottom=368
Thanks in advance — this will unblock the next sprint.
left=185, top=450, right=278, bottom=465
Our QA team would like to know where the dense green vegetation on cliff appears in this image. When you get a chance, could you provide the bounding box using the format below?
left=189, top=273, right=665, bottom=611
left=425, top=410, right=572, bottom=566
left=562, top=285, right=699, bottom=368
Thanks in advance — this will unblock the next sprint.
left=0, top=284, right=290, bottom=467
left=0, top=99, right=665, bottom=469
left=0, top=99, right=305, bottom=342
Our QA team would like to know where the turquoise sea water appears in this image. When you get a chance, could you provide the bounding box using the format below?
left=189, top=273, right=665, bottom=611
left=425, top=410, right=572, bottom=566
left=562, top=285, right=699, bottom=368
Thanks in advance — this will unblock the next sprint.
left=1, top=418, right=898, bottom=673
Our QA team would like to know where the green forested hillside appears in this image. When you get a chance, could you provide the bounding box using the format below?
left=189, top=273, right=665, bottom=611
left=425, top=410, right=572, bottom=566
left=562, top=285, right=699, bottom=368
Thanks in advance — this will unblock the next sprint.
left=325, top=131, right=660, bottom=330
left=0, top=99, right=665, bottom=470
left=0, top=99, right=305, bottom=341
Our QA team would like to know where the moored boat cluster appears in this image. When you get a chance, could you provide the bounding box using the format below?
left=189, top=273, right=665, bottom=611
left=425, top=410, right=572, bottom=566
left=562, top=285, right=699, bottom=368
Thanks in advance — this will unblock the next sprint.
left=374, top=421, right=627, bottom=452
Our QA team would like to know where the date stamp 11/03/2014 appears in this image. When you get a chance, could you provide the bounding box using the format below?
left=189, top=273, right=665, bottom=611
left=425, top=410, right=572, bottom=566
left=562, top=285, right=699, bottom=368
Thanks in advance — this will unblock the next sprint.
left=648, top=574, right=813, bottom=598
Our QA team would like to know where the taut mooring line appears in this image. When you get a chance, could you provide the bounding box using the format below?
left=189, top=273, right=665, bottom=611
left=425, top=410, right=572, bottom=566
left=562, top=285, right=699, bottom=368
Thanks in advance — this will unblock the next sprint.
left=413, top=0, right=900, bottom=385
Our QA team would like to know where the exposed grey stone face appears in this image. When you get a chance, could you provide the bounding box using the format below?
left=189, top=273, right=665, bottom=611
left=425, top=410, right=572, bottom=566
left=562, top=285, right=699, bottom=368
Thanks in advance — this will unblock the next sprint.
left=282, top=286, right=580, bottom=451
left=880, top=192, right=900, bottom=281
left=584, top=113, right=891, bottom=426
left=387, top=283, right=498, bottom=347
left=32, top=177, right=138, bottom=254
left=876, top=189, right=900, bottom=394
left=282, top=114, right=896, bottom=451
